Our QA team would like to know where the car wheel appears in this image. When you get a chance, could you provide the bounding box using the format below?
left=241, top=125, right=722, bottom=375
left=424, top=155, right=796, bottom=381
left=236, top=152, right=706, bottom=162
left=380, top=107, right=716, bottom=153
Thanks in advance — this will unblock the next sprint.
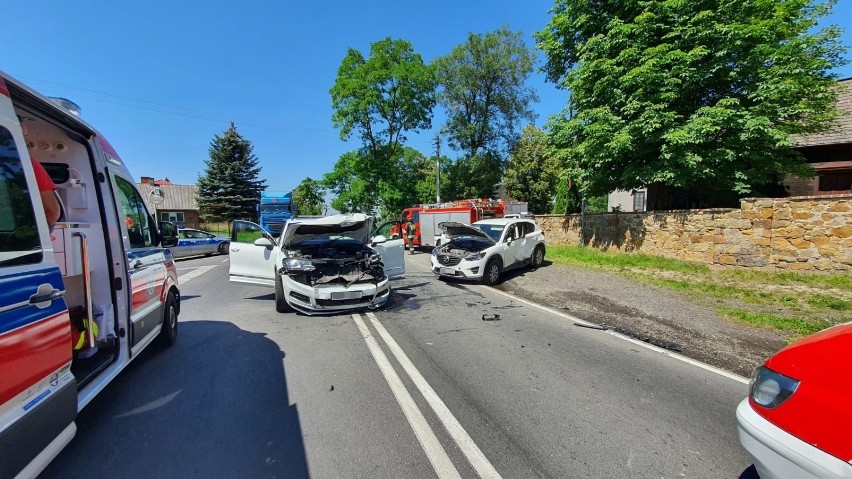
left=481, top=258, right=502, bottom=286
left=157, top=291, right=178, bottom=347
left=531, top=245, right=545, bottom=268
left=218, top=242, right=230, bottom=255
left=274, top=273, right=292, bottom=313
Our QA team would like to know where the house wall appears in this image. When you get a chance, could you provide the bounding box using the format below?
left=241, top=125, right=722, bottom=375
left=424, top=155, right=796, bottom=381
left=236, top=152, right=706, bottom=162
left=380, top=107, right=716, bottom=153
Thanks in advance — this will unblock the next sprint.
left=535, top=194, right=851, bottom=272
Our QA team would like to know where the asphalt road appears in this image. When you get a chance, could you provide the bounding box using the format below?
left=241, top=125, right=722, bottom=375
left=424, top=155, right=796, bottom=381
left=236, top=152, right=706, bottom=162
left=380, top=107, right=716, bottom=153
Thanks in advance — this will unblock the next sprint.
left=42, top=252, right=754, bottom=478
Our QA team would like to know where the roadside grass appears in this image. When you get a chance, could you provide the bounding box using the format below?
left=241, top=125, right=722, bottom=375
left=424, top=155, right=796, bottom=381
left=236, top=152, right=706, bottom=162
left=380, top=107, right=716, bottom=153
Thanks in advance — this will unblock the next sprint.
left=199, top=221, right=231, bottom=236
left=547, top=245, right=851, bottom=340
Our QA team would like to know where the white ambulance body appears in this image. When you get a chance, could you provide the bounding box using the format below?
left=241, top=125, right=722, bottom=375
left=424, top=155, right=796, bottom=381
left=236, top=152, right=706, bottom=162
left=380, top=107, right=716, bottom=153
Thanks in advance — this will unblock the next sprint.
left=0, top=71, right=181, bottom=479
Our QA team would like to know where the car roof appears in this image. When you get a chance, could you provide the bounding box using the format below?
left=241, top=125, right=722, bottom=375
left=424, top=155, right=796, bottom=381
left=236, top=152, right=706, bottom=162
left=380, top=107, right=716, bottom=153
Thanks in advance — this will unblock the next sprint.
left=473, top=218, right=533, bottom=226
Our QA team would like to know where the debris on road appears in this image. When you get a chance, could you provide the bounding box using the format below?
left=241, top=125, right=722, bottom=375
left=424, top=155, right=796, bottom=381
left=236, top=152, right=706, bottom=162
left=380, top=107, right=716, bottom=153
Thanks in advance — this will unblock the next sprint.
left=574, top=322, right=608, bottom=331
left=329, top=385, right=335, bottom=392
left=482, top=314, right=501, bottom=321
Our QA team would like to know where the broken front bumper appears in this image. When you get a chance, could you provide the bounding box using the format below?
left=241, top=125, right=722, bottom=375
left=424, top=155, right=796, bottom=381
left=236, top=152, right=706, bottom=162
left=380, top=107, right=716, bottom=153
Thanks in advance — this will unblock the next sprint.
left=281, top=275, right=391, bottom=315
left=429, top=256, right=483, bottom=280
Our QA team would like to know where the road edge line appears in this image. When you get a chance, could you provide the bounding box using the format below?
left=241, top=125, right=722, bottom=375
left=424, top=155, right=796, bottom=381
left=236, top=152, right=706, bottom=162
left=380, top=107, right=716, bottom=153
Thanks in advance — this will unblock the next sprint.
left=480, top=287, right=750, bottom=385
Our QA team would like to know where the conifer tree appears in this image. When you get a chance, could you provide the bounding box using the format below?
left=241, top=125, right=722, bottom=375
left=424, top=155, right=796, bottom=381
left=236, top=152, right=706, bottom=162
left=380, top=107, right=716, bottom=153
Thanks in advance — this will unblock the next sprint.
left=196, top=122, right=267, bottom=222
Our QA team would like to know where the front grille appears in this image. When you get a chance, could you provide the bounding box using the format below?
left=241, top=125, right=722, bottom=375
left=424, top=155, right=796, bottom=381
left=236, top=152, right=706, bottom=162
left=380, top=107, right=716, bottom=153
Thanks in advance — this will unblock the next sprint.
left=316, top=296, right=371, bottom=307
left=437, top=254, right=461, bottom=266
left=290, top=292, right=310, bottom=303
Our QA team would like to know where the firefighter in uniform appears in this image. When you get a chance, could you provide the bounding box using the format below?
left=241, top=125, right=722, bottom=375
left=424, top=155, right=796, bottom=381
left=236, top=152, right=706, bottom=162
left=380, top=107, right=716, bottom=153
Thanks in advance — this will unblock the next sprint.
left=405, top=217, right=416, bottom=255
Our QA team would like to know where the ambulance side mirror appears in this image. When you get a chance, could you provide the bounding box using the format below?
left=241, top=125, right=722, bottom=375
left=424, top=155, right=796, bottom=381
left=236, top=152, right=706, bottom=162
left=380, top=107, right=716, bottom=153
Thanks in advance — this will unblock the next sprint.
left=159, top=221, right=179, bottom=248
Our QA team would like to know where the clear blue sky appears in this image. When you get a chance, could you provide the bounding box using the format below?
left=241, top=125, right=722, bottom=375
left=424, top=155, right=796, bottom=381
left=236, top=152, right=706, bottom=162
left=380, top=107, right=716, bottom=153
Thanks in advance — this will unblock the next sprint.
left=2, top=1, right=850, bottom=192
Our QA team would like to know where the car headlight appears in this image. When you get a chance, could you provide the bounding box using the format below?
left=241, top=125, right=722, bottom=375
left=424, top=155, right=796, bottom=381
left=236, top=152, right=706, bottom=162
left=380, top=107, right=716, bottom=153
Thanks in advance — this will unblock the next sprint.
left=283, top=258, right=316, bottom=272
left=749, top=366, right=799, bottom=408
left=432, top=248, right=438, bottom=256
left=465, top=251, right=485, bottom=261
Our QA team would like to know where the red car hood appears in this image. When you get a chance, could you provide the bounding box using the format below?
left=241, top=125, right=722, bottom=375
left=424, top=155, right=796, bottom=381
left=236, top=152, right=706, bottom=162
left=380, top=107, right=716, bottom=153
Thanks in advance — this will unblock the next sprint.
left=755, top=322, right=852, bottom=461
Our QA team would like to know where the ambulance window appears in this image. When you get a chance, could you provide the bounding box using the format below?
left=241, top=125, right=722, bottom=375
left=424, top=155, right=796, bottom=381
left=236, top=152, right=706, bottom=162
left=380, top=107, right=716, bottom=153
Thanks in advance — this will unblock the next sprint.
left=0, top=126, right=42, bottom=266
left=115, top=177, right=154, bottom=248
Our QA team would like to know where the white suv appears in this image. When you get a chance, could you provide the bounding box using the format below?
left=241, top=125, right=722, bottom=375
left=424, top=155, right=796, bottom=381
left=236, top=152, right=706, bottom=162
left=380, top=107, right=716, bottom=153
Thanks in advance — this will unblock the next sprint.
left=431, top=218, right=546, bottom=285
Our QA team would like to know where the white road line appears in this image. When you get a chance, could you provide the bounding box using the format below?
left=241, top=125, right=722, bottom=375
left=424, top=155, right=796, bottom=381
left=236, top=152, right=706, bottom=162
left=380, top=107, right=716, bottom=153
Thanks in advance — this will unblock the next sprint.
left=352, top=314, right=462, bottom=479
left=366, top=312, right=502, bottom=479
left=482, top=287, right=750, bottom=385
left=221, top=258, right=229, bottom=263
left=178, top=265, right=217, bottom=284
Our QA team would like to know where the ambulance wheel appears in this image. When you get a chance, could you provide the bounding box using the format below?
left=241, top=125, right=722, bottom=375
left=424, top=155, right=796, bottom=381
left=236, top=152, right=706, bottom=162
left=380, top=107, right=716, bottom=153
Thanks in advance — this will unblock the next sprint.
left=481, top=258, right=502, bottom=286
left=158, top=291, right=178, bottom=347
left=275, top=274, right=291, bottom=313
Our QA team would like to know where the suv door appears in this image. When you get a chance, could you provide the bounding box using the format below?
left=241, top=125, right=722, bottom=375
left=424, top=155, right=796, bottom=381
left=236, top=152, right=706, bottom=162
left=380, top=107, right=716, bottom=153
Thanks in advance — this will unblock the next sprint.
left=228, top=220, right=277, bottom=286
left=503, top=222, right=527, bottom=267
left=371, top=220, right=406, bottom=278
left=0, top=124, right=77, bottom=479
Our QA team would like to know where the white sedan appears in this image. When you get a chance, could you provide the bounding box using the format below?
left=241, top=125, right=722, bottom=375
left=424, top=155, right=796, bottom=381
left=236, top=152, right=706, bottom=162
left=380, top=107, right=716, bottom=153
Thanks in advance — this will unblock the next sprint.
left=227, top=214, right=405, bottom=314
left=430, top=218, right=545, bottom=285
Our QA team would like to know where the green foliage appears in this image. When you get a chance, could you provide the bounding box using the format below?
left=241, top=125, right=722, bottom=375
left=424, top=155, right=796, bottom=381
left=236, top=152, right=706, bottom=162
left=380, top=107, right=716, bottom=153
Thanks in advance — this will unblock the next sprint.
left=435, top=26, right=538, bottom=200
left=292, top=177, right=326, bottom=216
left=322, top=147, right=434, bottom=219
left=536, top=0, right=848, bottom=198
left=504, top=125, right=560, bottom=213
left=435, top=26, right=538, bottom=159
left=585, top=195, right=610, bottom=213
left=196, top=122, right=266, bottom=222
left=328, top=37, right=437, bottom=214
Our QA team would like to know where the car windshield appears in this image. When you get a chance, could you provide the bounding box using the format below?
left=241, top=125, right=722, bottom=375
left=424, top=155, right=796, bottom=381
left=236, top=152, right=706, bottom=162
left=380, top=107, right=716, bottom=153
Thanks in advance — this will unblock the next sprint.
left=474, top=224, right=504, bottom=242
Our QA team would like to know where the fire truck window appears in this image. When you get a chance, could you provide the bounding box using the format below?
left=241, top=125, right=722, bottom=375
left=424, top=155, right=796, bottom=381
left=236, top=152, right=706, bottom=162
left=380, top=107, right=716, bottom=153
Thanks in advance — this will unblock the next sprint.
left=413, top=211, right=419, bottom=222
left=115, top=177, right=154, bottom=249
left=0, top=126, right=42, bottom=266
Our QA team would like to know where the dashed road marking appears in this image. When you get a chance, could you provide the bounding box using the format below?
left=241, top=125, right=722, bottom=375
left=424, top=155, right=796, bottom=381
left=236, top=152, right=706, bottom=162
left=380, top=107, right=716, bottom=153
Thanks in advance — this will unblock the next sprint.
left=178, top=265, right=217, bottom=284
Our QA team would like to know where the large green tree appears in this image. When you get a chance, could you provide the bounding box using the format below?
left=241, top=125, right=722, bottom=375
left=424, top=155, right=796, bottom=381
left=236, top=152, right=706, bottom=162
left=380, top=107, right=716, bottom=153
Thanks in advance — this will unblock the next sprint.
left=435, top=26, right=538, bottom=198
left=196, top=122, right=266, bottom=222
left=328, top=37, right=436, bottom=214
left=292, top=177, right=326, bottom=216
left=536, top=0, right=847, bottom=199
left=504, top=125, right=561, bottom=214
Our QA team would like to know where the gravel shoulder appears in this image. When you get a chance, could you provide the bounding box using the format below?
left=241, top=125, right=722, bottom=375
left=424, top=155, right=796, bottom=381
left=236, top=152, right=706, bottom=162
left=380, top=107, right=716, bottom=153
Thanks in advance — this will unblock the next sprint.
left=493, top=261, right=788, bottom=377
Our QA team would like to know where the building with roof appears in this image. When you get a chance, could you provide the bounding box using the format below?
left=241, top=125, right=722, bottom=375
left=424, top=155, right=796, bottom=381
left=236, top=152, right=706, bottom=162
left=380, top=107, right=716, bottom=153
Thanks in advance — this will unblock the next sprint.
left=137, top=177, right=200, bottom=228
left=784, top=77, right=852, bottom=196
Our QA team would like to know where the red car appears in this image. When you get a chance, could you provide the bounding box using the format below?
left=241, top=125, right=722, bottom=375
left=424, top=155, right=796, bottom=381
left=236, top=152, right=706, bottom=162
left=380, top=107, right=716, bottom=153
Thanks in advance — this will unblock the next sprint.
left=736, top=322, right=852, bottom=478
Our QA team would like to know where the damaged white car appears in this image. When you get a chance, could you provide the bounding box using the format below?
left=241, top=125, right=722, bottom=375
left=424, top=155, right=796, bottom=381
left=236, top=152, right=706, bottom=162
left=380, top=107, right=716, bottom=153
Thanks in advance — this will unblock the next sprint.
left=228, top=214, right=405, bottom=314
left=431, top=218, right=545, bottom=285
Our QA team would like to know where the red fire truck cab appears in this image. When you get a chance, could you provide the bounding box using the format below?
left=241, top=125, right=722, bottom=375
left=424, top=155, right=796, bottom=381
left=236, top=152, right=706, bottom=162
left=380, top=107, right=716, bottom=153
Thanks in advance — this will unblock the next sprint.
left=399, top=199, right=528, bottom=248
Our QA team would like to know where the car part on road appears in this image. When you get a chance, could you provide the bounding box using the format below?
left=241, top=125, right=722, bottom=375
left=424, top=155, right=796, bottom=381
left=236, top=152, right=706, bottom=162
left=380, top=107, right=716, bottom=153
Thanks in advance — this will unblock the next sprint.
left=482, top=314, right=501, bottom=321
left=573, top=322, right=683, bottom=352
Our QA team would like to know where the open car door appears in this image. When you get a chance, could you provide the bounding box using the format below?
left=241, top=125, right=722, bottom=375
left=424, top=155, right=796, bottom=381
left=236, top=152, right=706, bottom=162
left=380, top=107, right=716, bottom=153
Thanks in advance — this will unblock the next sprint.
left=371, top=221, right=405, bottom=279
left=228, top=220, right=278, bottom=286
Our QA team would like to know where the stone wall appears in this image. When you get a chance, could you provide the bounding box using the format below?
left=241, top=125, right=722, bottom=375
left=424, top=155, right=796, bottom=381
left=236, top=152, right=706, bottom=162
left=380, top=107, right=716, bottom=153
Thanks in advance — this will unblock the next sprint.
left=535, top=194, right=851, bottom=272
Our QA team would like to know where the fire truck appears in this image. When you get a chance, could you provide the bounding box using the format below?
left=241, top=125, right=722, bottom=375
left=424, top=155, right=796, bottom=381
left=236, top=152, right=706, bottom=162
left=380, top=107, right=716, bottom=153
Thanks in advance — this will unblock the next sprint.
left=399, top=199, right=529, bottom=248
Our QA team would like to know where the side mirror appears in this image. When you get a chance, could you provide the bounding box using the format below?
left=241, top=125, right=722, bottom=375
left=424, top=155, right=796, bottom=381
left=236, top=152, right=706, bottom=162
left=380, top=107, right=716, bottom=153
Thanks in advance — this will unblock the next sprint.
left=159, top=221, right=178, bottom=248
left=372, top=235, right=388, bottom=245
left=254, top=237, right=274, bottom=250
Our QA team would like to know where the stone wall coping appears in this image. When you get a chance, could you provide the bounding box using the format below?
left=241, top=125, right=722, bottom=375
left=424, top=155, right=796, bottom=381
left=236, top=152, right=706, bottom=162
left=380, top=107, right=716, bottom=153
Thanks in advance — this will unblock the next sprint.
left=742, top=193, right=852, bottom=201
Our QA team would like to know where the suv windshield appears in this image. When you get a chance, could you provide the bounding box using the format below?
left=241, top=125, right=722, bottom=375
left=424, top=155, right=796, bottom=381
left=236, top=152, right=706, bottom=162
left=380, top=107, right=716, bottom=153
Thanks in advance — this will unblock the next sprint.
left=474, top=224, right=504, bottom=242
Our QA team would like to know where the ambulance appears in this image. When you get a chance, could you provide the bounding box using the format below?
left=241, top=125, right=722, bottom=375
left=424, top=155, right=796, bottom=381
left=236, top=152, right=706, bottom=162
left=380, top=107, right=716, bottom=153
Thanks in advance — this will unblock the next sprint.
left=0, top=71, right=181, bottom=478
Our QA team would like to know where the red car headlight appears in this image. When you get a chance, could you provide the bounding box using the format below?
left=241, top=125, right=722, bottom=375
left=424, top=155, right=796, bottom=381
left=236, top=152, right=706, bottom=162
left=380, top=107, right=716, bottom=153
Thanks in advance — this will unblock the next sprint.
left=749, top=366, right=800, bottom=409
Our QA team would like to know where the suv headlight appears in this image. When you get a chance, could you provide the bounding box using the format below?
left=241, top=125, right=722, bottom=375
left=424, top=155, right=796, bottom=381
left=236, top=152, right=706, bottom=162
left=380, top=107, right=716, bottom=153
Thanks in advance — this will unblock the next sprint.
left=465, top=251, right=485, bottom=261
left=283, top=258, right=316, bottom=272
left=749, top=366, right=800, bottom=409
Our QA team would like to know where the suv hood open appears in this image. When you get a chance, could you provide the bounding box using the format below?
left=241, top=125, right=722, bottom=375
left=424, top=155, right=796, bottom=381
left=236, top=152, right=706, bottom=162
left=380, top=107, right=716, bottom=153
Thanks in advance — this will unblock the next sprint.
left=438, top=222, right=494, bottom=243
left=281, top=213, right=374, bottom=247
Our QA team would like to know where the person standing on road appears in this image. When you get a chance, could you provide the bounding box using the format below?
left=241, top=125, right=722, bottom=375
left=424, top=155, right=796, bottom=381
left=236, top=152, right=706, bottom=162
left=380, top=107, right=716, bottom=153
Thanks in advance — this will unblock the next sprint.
left=405, top=217, right=416, bottom=255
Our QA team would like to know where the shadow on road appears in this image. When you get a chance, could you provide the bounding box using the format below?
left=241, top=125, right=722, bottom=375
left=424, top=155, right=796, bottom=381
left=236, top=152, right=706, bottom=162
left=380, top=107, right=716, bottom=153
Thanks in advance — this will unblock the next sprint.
left=42, top=320, right=309, bottom=479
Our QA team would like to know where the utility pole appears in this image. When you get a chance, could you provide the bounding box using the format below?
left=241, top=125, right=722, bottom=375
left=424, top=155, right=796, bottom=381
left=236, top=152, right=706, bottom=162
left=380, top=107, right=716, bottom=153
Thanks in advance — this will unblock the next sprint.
left=434, top=134, right=441, bottom=204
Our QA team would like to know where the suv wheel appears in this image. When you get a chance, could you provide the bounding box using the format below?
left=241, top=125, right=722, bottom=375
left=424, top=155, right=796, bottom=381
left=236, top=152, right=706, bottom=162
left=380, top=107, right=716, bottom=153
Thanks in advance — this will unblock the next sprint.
left=481, top=258, right=502, bottom=286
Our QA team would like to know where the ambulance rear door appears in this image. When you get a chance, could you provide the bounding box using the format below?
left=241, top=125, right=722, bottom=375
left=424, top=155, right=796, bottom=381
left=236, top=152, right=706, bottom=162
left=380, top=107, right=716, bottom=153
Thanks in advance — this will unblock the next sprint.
left=0, top=96, right=77, bottom=479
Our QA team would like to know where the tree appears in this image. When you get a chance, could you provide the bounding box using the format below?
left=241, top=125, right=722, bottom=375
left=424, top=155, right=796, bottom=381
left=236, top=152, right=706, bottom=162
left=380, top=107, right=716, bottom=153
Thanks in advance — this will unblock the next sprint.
left=434, top=26, right=538, bottom=198
left=196, top=122, right=266, bottom=222
left=504, top=125, right=561, bottom=214
left=536, top=0, right=848, bottom=199
left=292, top=177, right=325, bottom=216
left=328, top=37, right=437, bottom=214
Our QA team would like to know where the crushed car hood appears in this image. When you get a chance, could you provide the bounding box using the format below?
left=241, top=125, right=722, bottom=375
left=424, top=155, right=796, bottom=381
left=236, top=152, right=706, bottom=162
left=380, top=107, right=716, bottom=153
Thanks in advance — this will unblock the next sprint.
left=438, top=222, right=493, bottom=243
left=281, top=213, right=374, bottom=247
